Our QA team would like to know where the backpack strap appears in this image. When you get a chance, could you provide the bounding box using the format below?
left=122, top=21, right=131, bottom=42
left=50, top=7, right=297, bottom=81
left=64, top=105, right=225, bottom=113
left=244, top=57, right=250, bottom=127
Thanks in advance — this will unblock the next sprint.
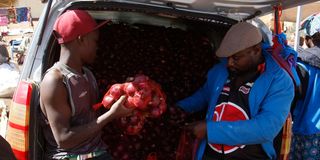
left=279, top=114, right=292, bottom=160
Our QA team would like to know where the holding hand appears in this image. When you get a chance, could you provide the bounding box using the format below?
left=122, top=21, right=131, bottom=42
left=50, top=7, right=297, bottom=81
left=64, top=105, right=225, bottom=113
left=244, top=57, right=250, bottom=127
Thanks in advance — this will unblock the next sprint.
left=108, top=95, right=133, bottom=119
left=185, top=121, right=207, bottom=139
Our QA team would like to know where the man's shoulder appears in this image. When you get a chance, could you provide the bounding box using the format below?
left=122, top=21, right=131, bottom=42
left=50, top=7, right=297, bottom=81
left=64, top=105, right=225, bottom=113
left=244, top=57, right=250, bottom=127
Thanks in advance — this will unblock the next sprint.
left=263, top=52, right=291, bottom=75
left=298, top=46, right=320, bottom=68
left=300, top=47, right=320, bottom=57
left=262, top=55, right=294, bottom=89
left=41, top=68, right=64, bottom=88
left=267, top=67, right=294, bottom=95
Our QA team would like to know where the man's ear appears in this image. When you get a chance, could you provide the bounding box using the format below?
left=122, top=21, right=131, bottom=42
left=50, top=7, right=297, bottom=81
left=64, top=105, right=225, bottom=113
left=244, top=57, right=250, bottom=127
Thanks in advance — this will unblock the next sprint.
left=76, top=35, right=84, bottom=44
left=253, top=44, right=261, bottom=55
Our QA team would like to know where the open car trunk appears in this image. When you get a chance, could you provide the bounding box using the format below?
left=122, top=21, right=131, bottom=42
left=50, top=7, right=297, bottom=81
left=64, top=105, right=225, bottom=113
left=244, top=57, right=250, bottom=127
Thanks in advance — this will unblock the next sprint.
left=92, top=17, right=225, bottom=160
left=42, top=9, right=232, bottom=160
left=9, top=0, right=320, bottom=159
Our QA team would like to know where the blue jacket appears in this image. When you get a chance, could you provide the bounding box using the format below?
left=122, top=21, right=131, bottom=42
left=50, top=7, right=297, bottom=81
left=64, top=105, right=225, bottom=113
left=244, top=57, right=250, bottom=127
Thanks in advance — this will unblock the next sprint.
left=292, top=61, right=320, bottom=135
left=177, top=52, right=294, bottom=160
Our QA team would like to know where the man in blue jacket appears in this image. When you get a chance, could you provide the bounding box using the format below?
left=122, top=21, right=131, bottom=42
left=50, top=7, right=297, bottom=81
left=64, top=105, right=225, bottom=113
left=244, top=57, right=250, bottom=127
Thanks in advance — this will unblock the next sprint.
left=177, top=22, right=294, bottom=160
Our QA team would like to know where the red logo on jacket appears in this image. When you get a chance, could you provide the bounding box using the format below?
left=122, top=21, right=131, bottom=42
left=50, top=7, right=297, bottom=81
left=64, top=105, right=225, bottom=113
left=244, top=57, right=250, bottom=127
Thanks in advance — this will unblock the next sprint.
left=208, top=102, right=249, bottom=154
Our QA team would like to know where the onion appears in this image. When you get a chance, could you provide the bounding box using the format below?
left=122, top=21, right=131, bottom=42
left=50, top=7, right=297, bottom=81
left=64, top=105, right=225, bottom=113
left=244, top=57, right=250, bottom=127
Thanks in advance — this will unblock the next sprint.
left=101, top=95, right=115, bottom=108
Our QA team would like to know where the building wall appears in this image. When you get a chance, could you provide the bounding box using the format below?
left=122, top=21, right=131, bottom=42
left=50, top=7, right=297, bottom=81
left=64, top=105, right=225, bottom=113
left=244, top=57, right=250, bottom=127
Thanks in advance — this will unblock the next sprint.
left=14, top=0, right=45, bottom=18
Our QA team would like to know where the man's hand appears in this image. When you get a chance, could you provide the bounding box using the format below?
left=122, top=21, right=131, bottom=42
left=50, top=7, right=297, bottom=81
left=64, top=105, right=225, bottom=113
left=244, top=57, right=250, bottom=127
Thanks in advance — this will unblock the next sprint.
left=108, top=95, right=133, bottom=119
left=185, top=121, right=207, bottom=139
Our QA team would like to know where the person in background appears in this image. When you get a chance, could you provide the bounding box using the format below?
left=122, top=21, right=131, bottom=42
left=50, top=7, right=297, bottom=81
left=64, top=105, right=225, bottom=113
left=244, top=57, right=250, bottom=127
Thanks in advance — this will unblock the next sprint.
left=0, top=37, right=10, bottom=64
left=176, top=22, right=294, bottom=160
left=305, top=34, right=316, bottom=48
left=0, top=45, right=10, bottom=64
left=297, top=33, right=306, bottom=54
left=40, top=10, right=132, bottom=159
left=290, top=27, right=320, bottom=160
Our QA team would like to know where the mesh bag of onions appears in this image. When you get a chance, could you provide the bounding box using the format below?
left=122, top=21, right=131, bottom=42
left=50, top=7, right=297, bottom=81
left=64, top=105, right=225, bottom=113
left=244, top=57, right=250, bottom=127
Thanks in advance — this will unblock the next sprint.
left=94, top=74, right=167, bottom=135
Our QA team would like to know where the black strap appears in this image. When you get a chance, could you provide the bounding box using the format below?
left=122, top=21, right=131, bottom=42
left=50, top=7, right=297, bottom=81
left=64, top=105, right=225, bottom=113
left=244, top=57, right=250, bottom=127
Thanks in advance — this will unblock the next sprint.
left=221, top=145, right=225, bottom=160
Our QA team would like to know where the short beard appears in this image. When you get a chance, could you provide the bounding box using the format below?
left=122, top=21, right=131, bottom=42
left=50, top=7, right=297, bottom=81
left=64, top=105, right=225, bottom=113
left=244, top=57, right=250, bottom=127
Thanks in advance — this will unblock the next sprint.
left=228, top=68, right=239, bottom=79
left=228, top=67, right=257, bottom=79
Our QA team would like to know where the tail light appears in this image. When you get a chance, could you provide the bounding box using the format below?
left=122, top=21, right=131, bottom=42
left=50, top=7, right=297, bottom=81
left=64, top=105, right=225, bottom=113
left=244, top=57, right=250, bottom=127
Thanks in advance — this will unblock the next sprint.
left=6, top=80, right=33, bottom=160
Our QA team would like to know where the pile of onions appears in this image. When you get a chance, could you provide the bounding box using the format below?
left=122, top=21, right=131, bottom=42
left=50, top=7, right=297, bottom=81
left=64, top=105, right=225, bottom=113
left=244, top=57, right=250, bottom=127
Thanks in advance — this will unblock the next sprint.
left=89, top=22, right=221, bottom=160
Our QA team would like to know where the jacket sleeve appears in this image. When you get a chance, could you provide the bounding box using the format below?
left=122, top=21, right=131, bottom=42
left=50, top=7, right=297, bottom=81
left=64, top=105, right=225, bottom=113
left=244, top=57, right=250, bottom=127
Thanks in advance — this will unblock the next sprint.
left=206, top=71, right=294, bottom=145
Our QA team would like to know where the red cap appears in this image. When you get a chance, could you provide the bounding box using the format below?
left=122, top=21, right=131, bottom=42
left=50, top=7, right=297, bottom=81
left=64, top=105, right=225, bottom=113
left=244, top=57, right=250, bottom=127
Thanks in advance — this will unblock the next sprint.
left=53, top=10, right=109, bottom=44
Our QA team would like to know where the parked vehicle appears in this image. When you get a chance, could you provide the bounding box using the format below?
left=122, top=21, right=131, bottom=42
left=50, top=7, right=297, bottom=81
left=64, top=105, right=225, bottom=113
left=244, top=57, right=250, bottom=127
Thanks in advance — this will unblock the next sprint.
left=4, top=0, right=318, bottom=160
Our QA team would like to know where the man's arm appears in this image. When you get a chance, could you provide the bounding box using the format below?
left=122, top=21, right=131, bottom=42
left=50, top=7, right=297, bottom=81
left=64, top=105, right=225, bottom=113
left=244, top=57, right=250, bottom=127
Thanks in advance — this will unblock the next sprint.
left=40, top=70, right=132, bottom=149
left=189, top=72, right=294, bottom=145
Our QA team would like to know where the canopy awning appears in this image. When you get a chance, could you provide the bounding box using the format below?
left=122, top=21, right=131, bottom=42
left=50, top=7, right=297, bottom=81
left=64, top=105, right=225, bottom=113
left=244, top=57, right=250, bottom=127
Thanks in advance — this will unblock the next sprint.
left=281, top=1, right=320, bottom=22
left=0, top=0, right=15, bottom=7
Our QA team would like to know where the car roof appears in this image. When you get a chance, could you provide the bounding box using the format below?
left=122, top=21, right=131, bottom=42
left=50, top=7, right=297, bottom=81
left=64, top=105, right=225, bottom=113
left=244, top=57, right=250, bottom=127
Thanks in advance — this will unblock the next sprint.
left=51, top=0, right=320, bottom=21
